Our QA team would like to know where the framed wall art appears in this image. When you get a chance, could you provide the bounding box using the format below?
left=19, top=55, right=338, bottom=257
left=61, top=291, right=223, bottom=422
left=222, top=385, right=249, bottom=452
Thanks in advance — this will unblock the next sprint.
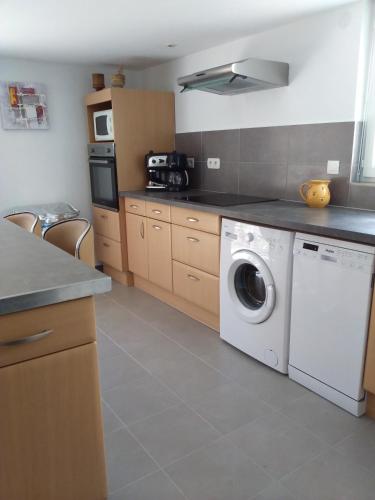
left=0, top=81, right=49, bottom=130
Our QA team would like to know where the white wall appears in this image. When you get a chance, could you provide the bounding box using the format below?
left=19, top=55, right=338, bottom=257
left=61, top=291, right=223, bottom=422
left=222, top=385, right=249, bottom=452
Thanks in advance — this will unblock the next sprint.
left=140, top=3, right=363, bottom=133
left=0, top=58, right=140, bottom=218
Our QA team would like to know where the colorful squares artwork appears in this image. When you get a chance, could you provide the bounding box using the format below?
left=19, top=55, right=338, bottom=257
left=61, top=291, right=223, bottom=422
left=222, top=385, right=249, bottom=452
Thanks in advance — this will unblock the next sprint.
left=0, top=81, right=49, bottom=130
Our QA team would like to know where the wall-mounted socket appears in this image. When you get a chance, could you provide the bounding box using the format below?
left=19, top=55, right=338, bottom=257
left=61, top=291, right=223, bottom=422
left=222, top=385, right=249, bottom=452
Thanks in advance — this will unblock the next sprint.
left=327, top=160, right=340, bottom=175
left=207, top=158, right=220, bottom=169
left=187, top=157, right=194, bottom=168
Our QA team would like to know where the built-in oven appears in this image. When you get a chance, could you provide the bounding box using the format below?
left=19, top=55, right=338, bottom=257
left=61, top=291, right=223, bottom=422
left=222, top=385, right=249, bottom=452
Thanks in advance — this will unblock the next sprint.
left=88, top=143, right=119, bottom=210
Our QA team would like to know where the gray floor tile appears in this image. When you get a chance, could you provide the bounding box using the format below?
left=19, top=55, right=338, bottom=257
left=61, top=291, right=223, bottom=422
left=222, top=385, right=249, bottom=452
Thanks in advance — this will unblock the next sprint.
left=153, top=353, right=227, bottom=403
left=234, top=362, right=307, bottom=409
left=165, top=437, right=272, bottom=500
left=128, top=331, right=195, bottom=373
left=282, top=448, right=375, bottom=500
left=99, top=351, right=146, bottom=392
left=129, top=403, right=220, bottom=467
left=252, top=480, right=297, bottom=500
left=109, top=470, right=185, bottom=500
left=97, top=331, right=122, bottom=360
left=280, top=391, right=370, bottom=445
left=97, top=299, right=163, bottom=350
left=105, top=428, right=158, bottom=493
left=101, top=401, right=124, bottom=435
left=110, top=281, right=175, bottom=324
left=228, top=410, right=328, bottom=479
left=148, top=307, right=220, bottom=356
left=95, top=294, right=115, bottom=318
left=189, top=381, right=270, bottom=434
left=200, top=340, right=261, bottom=380
left=103, top=373, right=180, bottom=425
left=334, top=419, right=375, bottom=471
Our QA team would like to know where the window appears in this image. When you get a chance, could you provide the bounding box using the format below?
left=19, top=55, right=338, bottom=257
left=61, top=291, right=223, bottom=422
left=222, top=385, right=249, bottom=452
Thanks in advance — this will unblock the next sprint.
left=358, top=0, right=375, bottom=181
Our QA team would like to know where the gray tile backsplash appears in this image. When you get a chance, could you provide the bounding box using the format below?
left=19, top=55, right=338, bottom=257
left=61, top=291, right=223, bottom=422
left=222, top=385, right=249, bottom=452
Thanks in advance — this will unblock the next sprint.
left=176, top=121, right=375, bottom=209
left=238, top=163, right=288, bottom=199
left=240, top=126, right=289, bottom=164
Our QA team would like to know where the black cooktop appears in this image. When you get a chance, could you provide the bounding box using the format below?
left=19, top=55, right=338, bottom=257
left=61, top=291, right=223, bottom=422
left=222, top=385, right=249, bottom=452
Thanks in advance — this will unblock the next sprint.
left=175, top=193, right=277, bottom=207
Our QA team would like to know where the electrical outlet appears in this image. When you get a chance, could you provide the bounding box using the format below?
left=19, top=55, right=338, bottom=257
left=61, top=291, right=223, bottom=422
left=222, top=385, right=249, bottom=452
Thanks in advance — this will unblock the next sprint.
left=327, top=160, right=340, bottom=175
left=187, top=157, right=194, bottom=168
left=207, top=158, right=220, bottom=169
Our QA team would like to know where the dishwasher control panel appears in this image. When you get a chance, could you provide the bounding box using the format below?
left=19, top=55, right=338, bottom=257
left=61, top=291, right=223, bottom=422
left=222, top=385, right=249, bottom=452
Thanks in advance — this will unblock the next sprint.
left=294, top=238, right=375, bottom=273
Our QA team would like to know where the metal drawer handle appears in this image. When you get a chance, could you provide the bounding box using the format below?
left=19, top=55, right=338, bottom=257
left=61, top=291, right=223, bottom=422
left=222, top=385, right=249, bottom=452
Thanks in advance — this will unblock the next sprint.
left=187, top=217, right=199, bottom=223
left=152, top=225, right=162, bottom=230
left=152, top=209, right=162, bottom=214
left=187, top=236, right=199, bottom=243
left=140, top=221, right=145, bottom=239
left=103, top=242, right=110, bottom=247
left=130, top=204, right=139, bottom=209
left=187, top=274, right=200, bottom=282
left=0, top=329, right=53, bottom=347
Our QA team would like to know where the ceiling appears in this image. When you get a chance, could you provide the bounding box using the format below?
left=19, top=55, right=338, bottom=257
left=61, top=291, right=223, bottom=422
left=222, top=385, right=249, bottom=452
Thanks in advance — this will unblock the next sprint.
left=0, top=0, right=358, bottom=69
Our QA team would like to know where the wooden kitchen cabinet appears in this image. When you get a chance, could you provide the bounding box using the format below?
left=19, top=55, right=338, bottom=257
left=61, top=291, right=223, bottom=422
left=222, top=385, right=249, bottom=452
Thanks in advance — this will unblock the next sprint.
left=0, top=343, right=106, bottom=500
left=172, top=224, right=220, bottom=276
left=95, top=233, right=123, bottom=272
left=92, top=206, right=121, bottom=242
left=173, top=260, right=219, bottom=315
left=126, top=212, right=148, bottom=279
left=147, top=218, right=172, bottom=291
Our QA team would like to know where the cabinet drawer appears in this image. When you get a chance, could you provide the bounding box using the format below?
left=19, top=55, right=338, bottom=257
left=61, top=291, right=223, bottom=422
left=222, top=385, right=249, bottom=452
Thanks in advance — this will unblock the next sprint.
left=95, top=234, right=123, bottom=271
left=173, top=261, right=219, bottom=315
left=147, top=219, right=172, bottom=291
left=125, top=197, right=146, bottom=216
left=146, top=201, right=171, bottom=222
left=172, top=225, right=220, bottom=276
left=171, top=206, right=220, bottom=234
left=92, top=206, right=120, bottom=242
left=0, top=297, right=95, bottom=368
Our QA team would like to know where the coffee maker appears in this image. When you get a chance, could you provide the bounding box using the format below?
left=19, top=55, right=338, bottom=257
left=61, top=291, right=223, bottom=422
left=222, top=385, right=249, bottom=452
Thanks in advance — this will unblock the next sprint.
left=145, top=151, right=189, bottom=192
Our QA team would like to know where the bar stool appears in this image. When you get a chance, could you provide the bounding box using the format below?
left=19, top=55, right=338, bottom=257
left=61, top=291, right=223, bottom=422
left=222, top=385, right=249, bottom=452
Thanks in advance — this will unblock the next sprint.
left=4, top=211, right=38, bottom=233
left=42, top=218, right=95, bottom=267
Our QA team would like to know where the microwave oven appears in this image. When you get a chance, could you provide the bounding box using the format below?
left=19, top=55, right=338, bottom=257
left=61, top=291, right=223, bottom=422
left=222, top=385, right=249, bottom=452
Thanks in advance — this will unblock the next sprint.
left=93, top=109, right=114, bottom=141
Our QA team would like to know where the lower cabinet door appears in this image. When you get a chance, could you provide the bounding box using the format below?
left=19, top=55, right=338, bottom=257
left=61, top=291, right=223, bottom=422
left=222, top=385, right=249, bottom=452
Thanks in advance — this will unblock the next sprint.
left=173, top=260, right=219, bottom=315
left=126, top=212, right=148, bottom=279
left=147, top=218, right=172, bottom=291
left=0, top=343, right=107, bottom=500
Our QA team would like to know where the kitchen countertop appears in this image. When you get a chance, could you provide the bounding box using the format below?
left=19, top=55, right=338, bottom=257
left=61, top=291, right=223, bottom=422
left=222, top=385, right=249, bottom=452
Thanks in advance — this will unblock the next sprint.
left=120, top=189, right=375, bottom=246
left=0, top=219, right=111, bottom=315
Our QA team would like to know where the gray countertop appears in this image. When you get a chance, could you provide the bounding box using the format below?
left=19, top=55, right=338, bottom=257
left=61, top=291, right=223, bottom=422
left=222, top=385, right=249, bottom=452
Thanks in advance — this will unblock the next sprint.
left=0, top=219, right=111, bottom=315
left=120, top=190, right=375, bottom=246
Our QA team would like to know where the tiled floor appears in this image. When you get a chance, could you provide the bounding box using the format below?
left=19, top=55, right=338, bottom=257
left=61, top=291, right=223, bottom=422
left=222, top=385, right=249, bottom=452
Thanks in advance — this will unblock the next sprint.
left=97, top=281, right=375, bottom=500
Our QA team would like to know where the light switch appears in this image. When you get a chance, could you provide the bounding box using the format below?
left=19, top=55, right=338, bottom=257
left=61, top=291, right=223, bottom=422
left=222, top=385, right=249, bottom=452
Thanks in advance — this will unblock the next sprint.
left=327, top=160, right=340, bottom=175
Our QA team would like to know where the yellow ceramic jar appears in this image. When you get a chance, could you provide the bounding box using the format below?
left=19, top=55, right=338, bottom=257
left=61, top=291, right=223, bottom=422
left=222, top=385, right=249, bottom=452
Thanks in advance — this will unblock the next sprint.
left=299, top=179, right=331, bottom=208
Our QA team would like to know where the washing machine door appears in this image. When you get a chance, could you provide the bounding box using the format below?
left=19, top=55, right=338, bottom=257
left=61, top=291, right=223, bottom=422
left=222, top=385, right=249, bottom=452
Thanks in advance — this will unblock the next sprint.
left=228, top=250, right=276, bottom=324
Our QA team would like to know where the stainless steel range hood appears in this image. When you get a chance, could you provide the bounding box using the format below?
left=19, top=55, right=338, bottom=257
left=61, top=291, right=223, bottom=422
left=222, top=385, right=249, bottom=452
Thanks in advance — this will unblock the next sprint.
left=177, top=57, right=289, bottom=95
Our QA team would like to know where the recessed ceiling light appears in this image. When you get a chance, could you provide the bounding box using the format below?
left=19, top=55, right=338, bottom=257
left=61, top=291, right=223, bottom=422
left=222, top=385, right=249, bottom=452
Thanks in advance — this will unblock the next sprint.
left=167, top=44, right=177, bottom=48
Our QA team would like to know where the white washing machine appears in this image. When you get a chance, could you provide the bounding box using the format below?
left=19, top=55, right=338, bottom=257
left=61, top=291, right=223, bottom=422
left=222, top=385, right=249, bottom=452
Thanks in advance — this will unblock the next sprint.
left=220, top=218, right=294, bottom=373
left=289, top=233, right=375, bottom=416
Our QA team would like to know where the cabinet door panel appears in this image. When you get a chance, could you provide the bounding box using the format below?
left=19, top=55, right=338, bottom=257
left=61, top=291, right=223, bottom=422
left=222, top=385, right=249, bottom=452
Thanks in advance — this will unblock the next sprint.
left=172, top=224, right=220, bottom=276
left=93, top=206, right=121, bottom=241
left=0, top=343, right=106, bottom=500
left=173, top=260, right=219, bottom=315
left=126, top=212, right=148, bottom=279
left=147, top=219, right=172, bottom=291
left=95, top=233, right=123, bottom=271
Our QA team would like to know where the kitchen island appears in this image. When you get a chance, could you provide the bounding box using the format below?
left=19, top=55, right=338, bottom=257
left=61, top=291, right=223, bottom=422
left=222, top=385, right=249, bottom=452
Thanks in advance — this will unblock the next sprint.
left=0, top=219, right=111, bottom=500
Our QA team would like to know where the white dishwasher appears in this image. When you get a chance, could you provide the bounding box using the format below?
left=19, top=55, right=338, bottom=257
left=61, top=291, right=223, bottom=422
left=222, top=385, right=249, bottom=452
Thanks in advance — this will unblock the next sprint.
left=289, top=233, right=375, bottom=416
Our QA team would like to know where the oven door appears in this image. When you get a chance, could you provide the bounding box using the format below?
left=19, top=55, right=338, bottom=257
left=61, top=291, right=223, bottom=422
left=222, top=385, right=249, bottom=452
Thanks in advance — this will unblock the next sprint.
left=89, top=157, right=119, bottom=210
